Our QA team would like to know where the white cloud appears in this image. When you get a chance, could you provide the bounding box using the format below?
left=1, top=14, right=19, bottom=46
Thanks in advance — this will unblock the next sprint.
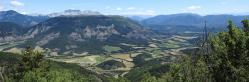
left=127, top=7, right=136, bottom=10
left=220, top=0, right=236, bottom=5
left=146, top=10, right=155, bottom=13
left=20, top=12, right=27, bottom=14
left=116, top=7, right=122, bottom=11
left=220, top=2, right=227, bottom=5
left=10, top=0, right=24, bottom=7
left=0, top=5, right=4, bottom=11
left=116, top=9, right=156, bottom=15
left=105, top=6, right=111, bottom=9
left=145, top=10, right=156, bottom=15
left=186, top=5, right=201, bottom=11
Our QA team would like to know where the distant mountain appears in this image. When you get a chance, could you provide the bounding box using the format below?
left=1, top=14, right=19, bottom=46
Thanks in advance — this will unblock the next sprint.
left=204, top=15, right=249, bottom=27
left=48, top=9, right=102, bottom=17
left=142, top=13, right=203, bottom=27
left=24, top=15, right=150, bottom=54
left=142, top=13, right=249, bottom=33
left=126, top=15, right=153, bottom=22
left=230, top=12, right=249, bottom=16
left=0, top=22, right=26, bottom=42
left=0, top=10, right=49, bottom=27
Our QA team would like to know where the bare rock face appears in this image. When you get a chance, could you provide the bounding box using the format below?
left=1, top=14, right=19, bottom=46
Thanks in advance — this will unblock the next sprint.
left=0, top=36, right=15, bottom=42
left=0, top=22, right=26, bottom=43
left=0, top=35, right=28, bottom=43
left=69, top=32, right=85, bottom=42
left=48, top=9, right=102, bottom=17
left=36, top=32, right=60, bottom=46
left=82, top=25, right=119, bottom=41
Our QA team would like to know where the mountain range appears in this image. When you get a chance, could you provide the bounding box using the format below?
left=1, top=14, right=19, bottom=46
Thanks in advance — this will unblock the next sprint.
left=0, top=10, right=49, bottom=27
left=1, top=10, right=249, bottom=54
left=141, top=13, right=249, bottom=33
left=142, top=13, right=249, bottom=27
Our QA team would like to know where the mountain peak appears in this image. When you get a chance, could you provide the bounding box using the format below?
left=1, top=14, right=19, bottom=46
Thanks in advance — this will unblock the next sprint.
left=159, top=13, right=201, bottom=17
left=5, top=10, right=18, bottom=13
left=48, top=9, right=102, bottom=17
left=0, top=10, right=49, bottom=27
left=64, top=9, right=81, bottom=13
left=0, top=10, right=21, bottom=16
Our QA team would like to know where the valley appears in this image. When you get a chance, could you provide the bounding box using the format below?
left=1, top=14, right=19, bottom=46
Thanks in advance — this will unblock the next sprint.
left=0, top=32, right=199, bottom=77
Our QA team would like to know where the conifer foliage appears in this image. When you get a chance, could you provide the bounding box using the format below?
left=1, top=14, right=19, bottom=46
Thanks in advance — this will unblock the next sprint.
left=209, top=19, right=249, bottom=82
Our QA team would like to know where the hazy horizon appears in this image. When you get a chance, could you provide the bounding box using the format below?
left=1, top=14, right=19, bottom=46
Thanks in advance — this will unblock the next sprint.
left=2, top=9, right=249, bottom=17
left=0, top=0, right=249, bottom=16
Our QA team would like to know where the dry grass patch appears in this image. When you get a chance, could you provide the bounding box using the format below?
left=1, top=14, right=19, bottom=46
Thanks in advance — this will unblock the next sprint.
left=111, top=54, right=133, bottom=61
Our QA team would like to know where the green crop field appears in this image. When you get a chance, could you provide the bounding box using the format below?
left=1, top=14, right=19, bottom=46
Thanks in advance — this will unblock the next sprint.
left=103, top=45, right=122, bottom=53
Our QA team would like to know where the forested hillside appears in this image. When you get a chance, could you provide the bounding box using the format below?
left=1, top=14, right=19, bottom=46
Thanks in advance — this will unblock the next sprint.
left=0, top=48, right=126, bottom=82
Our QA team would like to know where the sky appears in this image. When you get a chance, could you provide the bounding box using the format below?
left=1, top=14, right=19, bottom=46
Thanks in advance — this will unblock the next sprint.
left=0, top=0, right=249, bottom=15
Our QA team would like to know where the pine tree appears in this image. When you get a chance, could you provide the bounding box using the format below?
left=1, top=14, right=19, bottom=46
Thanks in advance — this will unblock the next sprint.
left=209, top=20, right=249, bottom=82
left=15, top=46, right=49, bottom=81
left=158, top=56, right=212, bottom=82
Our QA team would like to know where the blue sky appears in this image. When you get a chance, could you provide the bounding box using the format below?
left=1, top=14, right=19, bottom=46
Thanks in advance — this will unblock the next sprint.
left=0, top=0, right=249, bottom=15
